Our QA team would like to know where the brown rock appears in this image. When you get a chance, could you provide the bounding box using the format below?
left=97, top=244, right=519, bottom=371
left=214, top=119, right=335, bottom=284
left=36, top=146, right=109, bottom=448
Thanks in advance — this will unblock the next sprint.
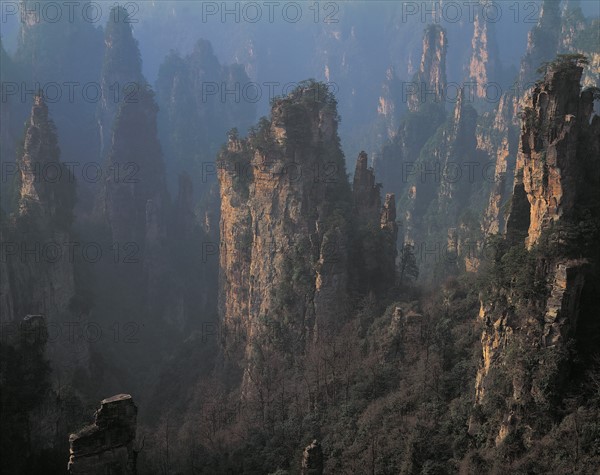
left=68, top=394, right=137, bottom=475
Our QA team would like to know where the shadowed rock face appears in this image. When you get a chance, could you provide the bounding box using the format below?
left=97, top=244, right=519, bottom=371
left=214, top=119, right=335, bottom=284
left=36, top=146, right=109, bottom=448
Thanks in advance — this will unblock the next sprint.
left=68, top=394, right=137, bottom=475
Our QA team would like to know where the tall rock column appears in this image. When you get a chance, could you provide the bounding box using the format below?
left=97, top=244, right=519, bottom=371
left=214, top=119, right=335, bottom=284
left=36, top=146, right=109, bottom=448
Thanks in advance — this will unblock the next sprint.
left=474, top=57, right=600, bottom=445
left=218, top=83, right=399, bottom=377
left=518, top=0, right=561, bottom=87
left=218, top=82, right=351, bottom=360
left=0, top=93, right=87, bottom=380
left=468, top=0, right=501, bottom=99
left=98, top=6, right=144, bottom=158
left=506, top=56, right=597, bottom=248
left=408, top=25, right=447, bottom=112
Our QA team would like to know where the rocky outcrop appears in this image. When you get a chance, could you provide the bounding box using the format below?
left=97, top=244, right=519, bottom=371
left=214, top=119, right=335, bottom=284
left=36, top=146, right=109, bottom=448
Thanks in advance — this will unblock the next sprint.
left=301, top=439, right=324, bottom=475
left=350, top=153, right=398, bottom=293
left=519, top=0, right=562, bottom=87
left=468, top=1, right=501, bottom=99
left=98, top=6, right=145, bottom=158
left=0, top=94, right=88, bottom=380
left=68, top=394, right=137, bottom=475
left=353, top=151, right=381, bottom=226
left=480, top=93, right=519, bottom=236
left=506, top=57, right=599, bottom=249
left=408, top=25, right=447, bottom=112
left=218, top=82, right=397, bottom=369
left=218, top=81, right=351, bottom=359
left=474, top=57, right=600, bottom=445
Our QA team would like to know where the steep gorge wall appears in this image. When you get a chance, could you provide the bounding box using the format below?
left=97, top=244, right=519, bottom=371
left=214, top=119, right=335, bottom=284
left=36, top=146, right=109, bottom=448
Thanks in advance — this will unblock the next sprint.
left=474, top=58, right=600, bottom=445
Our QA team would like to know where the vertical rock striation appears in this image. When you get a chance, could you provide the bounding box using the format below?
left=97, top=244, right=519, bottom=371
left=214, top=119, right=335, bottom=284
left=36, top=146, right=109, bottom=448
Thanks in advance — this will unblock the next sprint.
left=480, top=92, right=519, bottom=236
left=218, top=82, right=351, bottom=360
left=408, top=25, right=447, bottom=112
left=218, top=82, right=398, bottom=374
left=468, top=0, right=501, bottom=99
left=474, top=57, right=600, bottom=444
left=506, top=57, right=598, bottom=248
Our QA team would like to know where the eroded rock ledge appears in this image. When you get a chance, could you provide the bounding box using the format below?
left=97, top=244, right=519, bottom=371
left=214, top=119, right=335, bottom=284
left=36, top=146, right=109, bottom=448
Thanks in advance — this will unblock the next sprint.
left=68, top=394, right=137, bottom=475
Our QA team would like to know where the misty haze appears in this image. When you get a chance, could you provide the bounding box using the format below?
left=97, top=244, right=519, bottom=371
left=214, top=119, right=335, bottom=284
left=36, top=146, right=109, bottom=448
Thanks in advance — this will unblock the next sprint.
left=1, top=1, right=599, bottom=474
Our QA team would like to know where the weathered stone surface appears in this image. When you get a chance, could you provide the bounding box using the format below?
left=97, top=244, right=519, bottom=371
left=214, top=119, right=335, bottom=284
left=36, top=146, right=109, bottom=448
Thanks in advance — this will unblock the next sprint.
left=68, top=394, right=137, bottom=475
left=218, top=84, right=398, bottom=378
left=218, top=82, right=351, bottom=362
left=475, top=58, right=600, bottom=445
left=301, top=439, right=324, bottom=475
left=506, top=60, right=599, bottom=249
left=481, top=93, right=519, bottom=237
left=408, top=25, right=447, bottom=112
left=468, top=0, right=501, bottom=99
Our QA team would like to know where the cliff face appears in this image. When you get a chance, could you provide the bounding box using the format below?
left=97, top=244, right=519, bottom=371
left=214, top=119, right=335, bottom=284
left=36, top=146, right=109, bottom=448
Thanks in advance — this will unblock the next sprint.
left=68, top=394, right=137, bottom=475
left=468, top=1, right=501, bottom=99
left=506, top=59, right=598, bottom=248
left=218, top=82, right=351, bottom=360
left=397, top=87, right=484, bottom=275
left=218, top=82, right=397, bottom=368
left=377, top=67, right=405, bottom=141
left=375, top=24, right=449, bottom=197
left=0, top=94, right=87, bottom=379
left=474, top=58, right=600, bottom=444
left=480, top=93, right=519, bottom=236
left=98, top=7, right=145, bottom=158
left=408, top=25, right=447, bottom=112
left=519, top=0, right=562, bottom=87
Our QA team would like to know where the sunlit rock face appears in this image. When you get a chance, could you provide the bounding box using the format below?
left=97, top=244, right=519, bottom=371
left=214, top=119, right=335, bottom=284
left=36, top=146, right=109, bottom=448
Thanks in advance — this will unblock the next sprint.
left=474, top=58, right=600, bottom=445
left=506, top=60, right=598, bottom=249
left=468, top=1, right=501, bottom=99
left=218, top=82, right=351, bottom=363
left=68, top=394, right=138, bottom=475
left=480, top=92, right=519, bottom=237
left=301, top=439, right=324, bottom=475
left=218, top=82, right=397, bottom=376
left=408, top=24, right=447, bottom=112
